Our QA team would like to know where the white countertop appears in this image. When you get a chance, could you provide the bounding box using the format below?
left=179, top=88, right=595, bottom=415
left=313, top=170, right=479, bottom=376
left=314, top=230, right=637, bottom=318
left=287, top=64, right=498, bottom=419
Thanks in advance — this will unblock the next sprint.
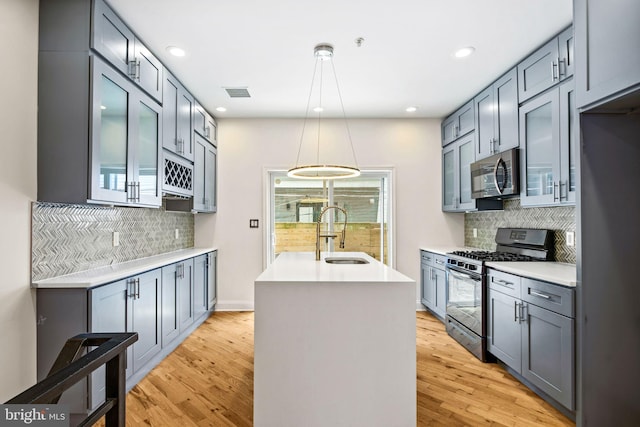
left=420, top=246, right=479, bottom=255
left=255, top=252, right=414, bottom=284
left=33, top=247, right=216, bottom=289
left=486, top=261, right=577, bottom=287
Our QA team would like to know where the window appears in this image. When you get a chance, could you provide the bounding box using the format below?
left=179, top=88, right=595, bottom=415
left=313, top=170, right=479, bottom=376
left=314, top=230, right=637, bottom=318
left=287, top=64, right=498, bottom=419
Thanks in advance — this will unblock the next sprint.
left=266, top=169, right=394, bottom=266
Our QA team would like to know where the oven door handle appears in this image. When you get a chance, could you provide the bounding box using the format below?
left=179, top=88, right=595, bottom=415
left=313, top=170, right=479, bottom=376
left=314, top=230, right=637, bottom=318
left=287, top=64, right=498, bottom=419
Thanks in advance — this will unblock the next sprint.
left=447, top=269, right=477, bottom=281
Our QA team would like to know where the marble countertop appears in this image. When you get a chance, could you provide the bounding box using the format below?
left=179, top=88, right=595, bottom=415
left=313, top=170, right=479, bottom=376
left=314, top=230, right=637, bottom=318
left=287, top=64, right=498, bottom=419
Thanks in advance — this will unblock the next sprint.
left=255, top=252, right=414, bottom=284
left=33, top=247, right=217, bottom=289
left=486, top=261, right=577, bottom=287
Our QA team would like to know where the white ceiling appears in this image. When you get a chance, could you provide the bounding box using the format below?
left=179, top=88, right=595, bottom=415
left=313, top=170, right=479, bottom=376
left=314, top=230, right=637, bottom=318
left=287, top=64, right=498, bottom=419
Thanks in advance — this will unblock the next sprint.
left=107, top=0, right=573, bottom=119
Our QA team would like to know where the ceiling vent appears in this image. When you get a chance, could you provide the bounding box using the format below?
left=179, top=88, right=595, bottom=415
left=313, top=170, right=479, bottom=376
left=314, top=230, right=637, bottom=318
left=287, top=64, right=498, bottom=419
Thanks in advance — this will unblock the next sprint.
left=224, top=87, right=251, bottom=98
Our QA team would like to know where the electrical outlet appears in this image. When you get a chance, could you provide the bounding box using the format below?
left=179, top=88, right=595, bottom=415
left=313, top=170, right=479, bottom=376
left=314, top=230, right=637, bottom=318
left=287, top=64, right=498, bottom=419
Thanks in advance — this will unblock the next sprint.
left=473, top=228, right=478, bottom=238
left=175, top=229, right=180, bottom=239
left=112, top=231, right=120, bottom=247
left=566, top=231, right=575, bottom=247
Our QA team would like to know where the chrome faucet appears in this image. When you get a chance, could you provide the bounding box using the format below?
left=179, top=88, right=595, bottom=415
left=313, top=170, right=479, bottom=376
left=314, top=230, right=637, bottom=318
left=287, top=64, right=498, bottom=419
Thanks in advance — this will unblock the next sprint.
left=316, top=205, right=347, bottom=261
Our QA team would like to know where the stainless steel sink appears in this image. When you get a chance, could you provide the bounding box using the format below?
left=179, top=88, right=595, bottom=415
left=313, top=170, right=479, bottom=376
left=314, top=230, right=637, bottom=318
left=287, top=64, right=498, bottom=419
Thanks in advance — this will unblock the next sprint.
left=324, top=257, right=369, bottom=264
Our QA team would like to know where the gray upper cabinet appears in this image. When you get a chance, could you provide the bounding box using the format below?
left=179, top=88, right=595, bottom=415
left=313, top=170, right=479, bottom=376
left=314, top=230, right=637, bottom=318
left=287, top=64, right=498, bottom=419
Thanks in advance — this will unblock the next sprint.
left=520, top=80, right=575, bottom=207
left=518, top=27, right=573, bottom=103
left=38, top=0, right=161, bottom=207
left=92, top=0, right=162, bottom=102
left=91, top=57, right=162, bottom=207
left=442, top=133, right=476, bottom=212
left=193, top=134, right=218, bottom=213
left=475, top=68, right=519, bottom=160
left=442, top=101, right=475, bottom=146
left=163, top=71, right=194, bottom=161
left=575, top=0, right=640, bottom=109
left=195, top=101, right=218, bottom=145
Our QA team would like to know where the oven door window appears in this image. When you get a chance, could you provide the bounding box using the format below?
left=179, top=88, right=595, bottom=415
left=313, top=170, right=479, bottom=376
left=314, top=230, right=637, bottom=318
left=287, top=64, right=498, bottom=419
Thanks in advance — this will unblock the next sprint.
left=446, top=268, right=482, bottom=336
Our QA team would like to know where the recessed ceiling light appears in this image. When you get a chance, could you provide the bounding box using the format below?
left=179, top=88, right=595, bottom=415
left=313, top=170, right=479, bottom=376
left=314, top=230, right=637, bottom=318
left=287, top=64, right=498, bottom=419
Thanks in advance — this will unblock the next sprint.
left=454, top=46, right=475, bottom=58
left=313, top=107, right=324, bottom=113
left=216, top=107, right=227, bottom=112
left=166, top=46, right=186, bottom=57
left=406, top=106, right=418, bottom=113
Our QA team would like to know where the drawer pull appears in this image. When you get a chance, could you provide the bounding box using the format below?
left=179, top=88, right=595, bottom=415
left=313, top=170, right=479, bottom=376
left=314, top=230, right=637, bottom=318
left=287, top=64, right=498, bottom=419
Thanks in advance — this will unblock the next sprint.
left=435, top=259, right=445, bottom=266
left=530, top=290, right=551, bottom=299
left=494, top=278, right=513, bottom=287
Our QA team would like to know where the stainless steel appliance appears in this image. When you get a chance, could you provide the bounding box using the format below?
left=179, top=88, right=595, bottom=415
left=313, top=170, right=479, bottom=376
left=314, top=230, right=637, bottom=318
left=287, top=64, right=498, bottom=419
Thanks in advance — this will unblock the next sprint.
left=445, top=228, right=553, bottom=361
left=470, top=148, right=519, bottom=199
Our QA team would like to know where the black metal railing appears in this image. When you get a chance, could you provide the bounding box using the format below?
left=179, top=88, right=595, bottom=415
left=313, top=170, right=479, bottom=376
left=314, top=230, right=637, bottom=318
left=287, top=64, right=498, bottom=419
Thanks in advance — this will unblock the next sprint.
left=5, top=332, right=138, bottom=427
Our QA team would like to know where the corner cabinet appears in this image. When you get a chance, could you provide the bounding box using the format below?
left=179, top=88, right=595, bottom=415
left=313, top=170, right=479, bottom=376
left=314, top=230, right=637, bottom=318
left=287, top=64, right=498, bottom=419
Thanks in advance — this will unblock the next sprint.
left=442, top=133, right=476, bottom=212
left=420, top=251, right=447, bottom=319
left=519, top=79, right=576, bottom=206
left=487, top=269, right=575, bottom=411
left=574, top=0, right=640, bottom=109
left=474, top=68, right=519, bottom=160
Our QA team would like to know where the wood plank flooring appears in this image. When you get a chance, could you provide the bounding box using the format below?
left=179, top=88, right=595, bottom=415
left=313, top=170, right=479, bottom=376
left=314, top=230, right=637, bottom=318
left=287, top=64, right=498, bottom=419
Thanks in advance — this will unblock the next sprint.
left=102, top=311, right=574, bottom=426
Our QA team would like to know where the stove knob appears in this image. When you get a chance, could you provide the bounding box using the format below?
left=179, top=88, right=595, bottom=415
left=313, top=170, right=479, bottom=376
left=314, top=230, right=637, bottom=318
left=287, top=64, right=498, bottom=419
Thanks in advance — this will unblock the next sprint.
left=468, top=265, right=477, bottom=271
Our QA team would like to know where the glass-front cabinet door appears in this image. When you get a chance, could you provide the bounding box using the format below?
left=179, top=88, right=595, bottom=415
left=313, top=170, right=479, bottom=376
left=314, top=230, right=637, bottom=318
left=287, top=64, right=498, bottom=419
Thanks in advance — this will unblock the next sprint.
left=91, top=58, right=132, bottom=204
left=519, top=88, right=561, bottom=206
left=134, top=97, right=161, bottom=206
left=442, top=144, right=456, bottom=211
left=457, top=134, right=476, bottom=211
left=91, top=57, right=161, bottom=206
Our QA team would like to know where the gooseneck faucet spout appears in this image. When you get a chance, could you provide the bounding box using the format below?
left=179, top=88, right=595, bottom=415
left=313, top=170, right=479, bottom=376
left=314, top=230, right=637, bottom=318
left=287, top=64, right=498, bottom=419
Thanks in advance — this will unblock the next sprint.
left=316, top=205, right=348, bottom=261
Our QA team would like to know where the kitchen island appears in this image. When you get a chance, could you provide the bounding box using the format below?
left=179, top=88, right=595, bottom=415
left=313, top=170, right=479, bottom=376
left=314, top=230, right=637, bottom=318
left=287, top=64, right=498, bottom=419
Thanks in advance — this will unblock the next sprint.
left=254, top=252, right=416, bottom=427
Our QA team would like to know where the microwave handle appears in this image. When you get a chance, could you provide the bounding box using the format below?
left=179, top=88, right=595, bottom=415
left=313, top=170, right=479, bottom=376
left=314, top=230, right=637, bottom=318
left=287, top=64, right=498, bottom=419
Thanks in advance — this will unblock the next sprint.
left=493, top=157, right=507, bottom=194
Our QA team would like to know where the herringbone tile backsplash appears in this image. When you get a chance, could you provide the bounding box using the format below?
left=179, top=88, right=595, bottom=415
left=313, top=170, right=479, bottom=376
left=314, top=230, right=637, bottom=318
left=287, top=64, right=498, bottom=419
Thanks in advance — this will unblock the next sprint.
left=32, top=202, right=194, bottom=281
left=465, top=199, right=576, bottom=264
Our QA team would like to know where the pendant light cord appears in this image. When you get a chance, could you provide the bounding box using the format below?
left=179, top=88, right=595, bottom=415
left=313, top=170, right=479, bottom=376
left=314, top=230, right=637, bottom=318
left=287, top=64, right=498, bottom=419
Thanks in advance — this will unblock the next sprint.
left=293, top=56, right=320, bottom=168
left=330, top=58, right=359, bottom=169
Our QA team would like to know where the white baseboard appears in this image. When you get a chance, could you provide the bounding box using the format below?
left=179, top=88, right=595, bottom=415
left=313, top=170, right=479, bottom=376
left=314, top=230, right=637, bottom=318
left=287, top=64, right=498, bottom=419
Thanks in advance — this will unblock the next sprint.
left=214, top=300, right=255, bottom=311
left=215, top=301, right=424, bottom=312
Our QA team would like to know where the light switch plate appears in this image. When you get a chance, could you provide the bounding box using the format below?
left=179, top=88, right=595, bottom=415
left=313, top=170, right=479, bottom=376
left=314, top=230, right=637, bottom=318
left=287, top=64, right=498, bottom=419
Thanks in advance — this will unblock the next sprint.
left=566, top=231, right=575, bottom=247
left=175, top=229, right=179, bottom=239
left=112, top=231, right=119, bottom=247
left=473, top=228, right=478, bottom=238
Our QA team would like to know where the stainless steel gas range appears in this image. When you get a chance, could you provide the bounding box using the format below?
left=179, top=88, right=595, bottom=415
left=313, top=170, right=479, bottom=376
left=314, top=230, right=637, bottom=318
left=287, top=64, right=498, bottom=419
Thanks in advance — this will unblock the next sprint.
left=444, top=228, right=553, bottom=362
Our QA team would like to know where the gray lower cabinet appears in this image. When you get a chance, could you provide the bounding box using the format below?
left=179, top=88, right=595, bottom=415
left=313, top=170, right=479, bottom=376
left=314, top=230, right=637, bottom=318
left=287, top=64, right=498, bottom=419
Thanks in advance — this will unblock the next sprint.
left=520, top=79, right=576, bottom=207
left=442, top=133, right=476, bottom=212
left=207, top=251, right=218, bottom=310
left=420, top=251, right=446, bottom=319
left=487, top=269, right=575, bottom=410
left=575, top=0, right=640, bottom=109
left=194, top=254, right=209, bottom=320
left=36, top=253, right=216, bottom=417
left=474, top=68, right=519, bottom=160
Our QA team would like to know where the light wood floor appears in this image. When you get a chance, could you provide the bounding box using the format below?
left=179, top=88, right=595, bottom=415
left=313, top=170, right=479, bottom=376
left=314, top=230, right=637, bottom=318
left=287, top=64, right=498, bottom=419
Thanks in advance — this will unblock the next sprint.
left=109, top=311, right=574, bottom=426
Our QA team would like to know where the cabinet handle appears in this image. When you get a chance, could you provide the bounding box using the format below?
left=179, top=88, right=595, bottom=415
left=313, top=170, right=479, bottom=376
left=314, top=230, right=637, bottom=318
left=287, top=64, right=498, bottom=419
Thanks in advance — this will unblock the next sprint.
left=530, top=290, right=551, bottom=299
left=489, top=138, right=494, bottom=154
left=558, top=58, right=566, bottom=78
left=127, top=279, right=135, bottom=299
left=430, top=267, right=435, bottom=281
left=128, top=59, right=141, bottom=82
left=135, top=278, right=140, bottom=299
left=553, top=182, right=560, bottom=201
left=514, top=301, right=519, bottom=322
left=494, top=278, right=513, bottom=288
left=205, top=126, right=211, bottom=139
left=127, top=182, right=135, bottom=201
left=435, top=259, right=445, bottom=266
left=519, top=303, right=527, bottom=323
left=551, top=60, right=559, bottom=81
left=560, top=181, right=567, bottom=201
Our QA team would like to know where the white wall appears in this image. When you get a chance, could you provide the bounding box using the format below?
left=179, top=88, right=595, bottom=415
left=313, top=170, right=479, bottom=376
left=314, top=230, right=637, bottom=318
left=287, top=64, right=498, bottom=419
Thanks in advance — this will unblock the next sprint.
left=195, top=118, right=464, bottom=310
left=0, top=0, right=38, bottom=401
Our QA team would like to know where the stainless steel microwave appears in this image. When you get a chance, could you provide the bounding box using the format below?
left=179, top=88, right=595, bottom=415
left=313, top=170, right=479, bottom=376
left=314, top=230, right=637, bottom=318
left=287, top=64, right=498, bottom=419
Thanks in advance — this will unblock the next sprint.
left=470, top=148, right=519, bottom=199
